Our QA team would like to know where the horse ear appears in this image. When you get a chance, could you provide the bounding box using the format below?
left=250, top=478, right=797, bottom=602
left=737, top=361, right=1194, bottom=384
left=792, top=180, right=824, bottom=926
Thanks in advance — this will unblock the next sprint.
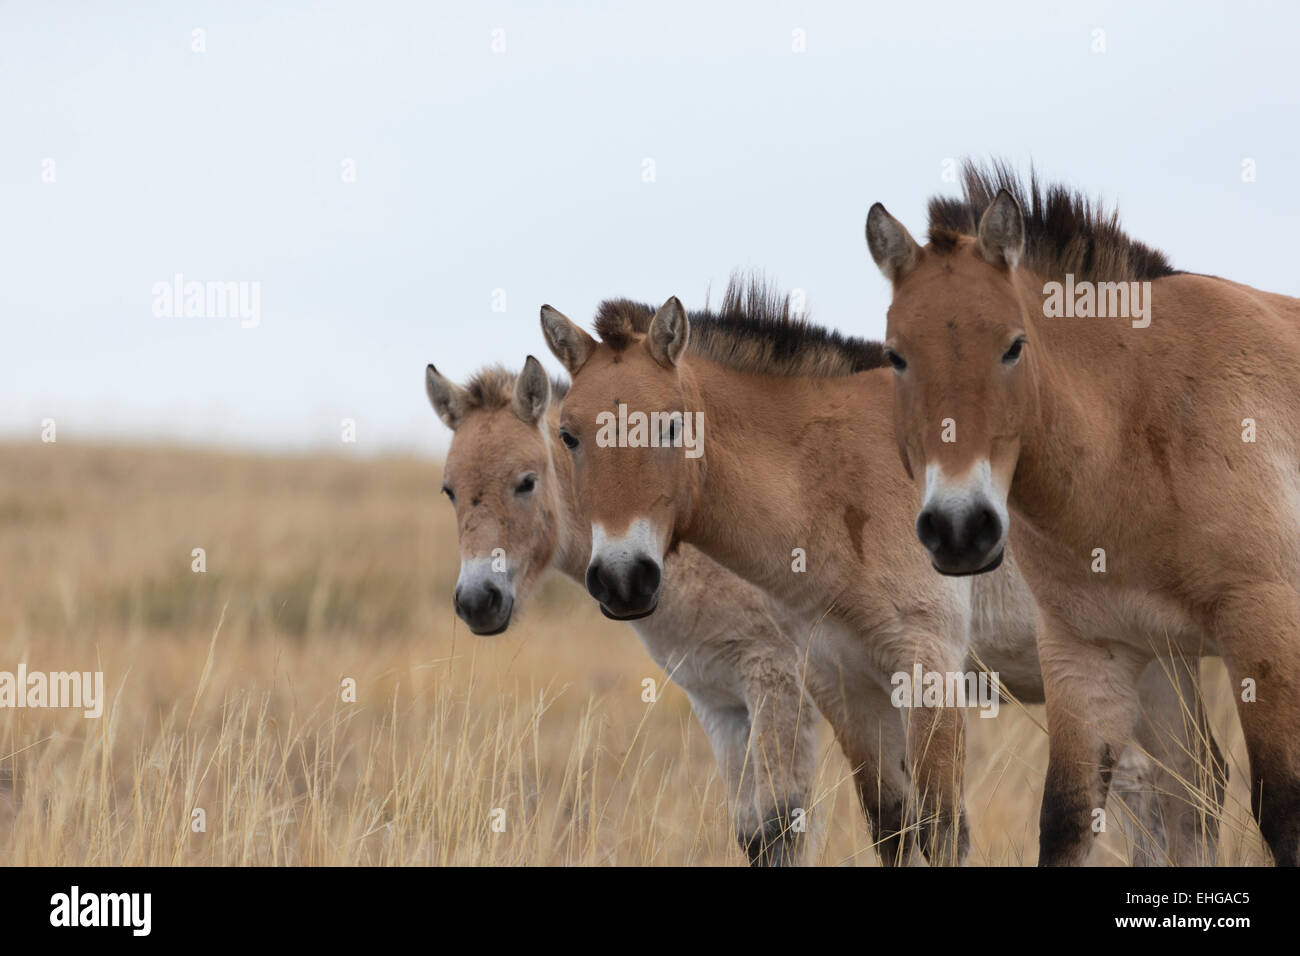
left=976, top=188, right=1025, bottom=271
left=426, top=364, right=469, bottom=431
left=866, top=203, right=922, bottom=285
left=646, top=296, right=689, bottom=368
left=513, top=355, right=550, bottom=425
left=540, top=305, right=597, bottom=376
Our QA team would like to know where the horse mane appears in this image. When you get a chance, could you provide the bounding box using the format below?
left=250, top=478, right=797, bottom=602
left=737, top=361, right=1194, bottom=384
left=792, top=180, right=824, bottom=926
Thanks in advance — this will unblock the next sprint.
left=593, top=275, right=886, bottom=378
left=462, top=364, right=569, bottom=411
left=927, top=159, right=1179, bottom=282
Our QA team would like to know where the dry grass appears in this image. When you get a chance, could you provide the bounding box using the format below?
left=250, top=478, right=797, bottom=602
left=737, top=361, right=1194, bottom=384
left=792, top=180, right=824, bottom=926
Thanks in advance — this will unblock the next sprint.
left=0, top=442, right=1270, bottom=865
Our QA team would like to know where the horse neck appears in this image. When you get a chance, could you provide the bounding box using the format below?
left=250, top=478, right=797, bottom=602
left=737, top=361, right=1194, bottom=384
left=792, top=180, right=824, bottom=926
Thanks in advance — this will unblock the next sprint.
left=1010, top=268, right=1120, bottom=524
left=679, top=357, right=824, bottom=595
left=543, top=405, right=592, bottom=583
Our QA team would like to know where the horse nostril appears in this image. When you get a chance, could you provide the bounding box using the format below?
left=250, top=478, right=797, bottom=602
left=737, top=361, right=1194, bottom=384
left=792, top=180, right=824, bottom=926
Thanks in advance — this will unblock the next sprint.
left=633, top=556, right=661, bottom=599
left=585, top=562, right=607, bottom=602
left=482, top=581, right=502, bottom=614
left=967, top=505, right=1002, bottom=554
left=916, top=508, right=951, bottom=555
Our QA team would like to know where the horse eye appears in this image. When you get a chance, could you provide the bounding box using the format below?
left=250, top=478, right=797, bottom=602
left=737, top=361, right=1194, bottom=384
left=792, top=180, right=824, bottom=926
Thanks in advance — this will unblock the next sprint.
left=442, top=485, right=455, bottom=504
left=885, top=348, right=907, bottom=372
left=515, top=474, right=537, bottom=496
left=1002, top=337, right=1026, bottom=365
left=559, top=428, right=579, bottom=450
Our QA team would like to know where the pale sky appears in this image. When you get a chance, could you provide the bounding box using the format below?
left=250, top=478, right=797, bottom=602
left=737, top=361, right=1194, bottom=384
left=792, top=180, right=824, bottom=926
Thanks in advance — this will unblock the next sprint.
left=3, top=0, right=1297, bottom=456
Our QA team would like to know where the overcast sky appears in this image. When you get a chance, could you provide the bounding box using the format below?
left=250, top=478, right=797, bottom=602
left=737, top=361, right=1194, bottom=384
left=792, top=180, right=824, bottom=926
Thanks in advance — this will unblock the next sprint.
left=3, top=0, right=1297, bottom=456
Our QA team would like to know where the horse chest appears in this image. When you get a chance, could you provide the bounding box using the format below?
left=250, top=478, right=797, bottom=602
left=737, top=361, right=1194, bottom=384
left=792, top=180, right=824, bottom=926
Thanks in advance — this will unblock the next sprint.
left=1022, top=560, right=1210, bottom=656
left=1008, top=512, right=1209, bottom=653
left=633, top=609, right=742, bottom=685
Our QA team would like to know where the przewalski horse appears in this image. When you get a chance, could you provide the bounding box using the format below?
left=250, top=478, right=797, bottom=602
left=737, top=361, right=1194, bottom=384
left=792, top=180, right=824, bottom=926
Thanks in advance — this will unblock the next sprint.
left=864, top=162, right=1286, bottom=865
left=541, top=280, right=1228, bottom=865
left=542, top=283, right=1001, bottom=865
left=425, top=358, right=818, bottom=865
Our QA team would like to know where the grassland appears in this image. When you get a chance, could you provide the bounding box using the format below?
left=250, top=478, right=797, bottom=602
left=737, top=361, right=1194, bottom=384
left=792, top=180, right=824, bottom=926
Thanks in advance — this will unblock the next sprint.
left=0, top=442, right=1269, bottom=865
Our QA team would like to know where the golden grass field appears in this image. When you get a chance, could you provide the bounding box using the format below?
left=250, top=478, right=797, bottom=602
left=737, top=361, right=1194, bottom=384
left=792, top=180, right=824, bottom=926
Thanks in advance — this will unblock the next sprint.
left=0, top=441, right=1271, bottom=865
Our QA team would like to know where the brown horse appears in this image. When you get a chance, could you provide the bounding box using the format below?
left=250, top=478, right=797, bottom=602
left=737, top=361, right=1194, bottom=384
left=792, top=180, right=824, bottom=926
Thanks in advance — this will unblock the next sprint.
left=541, top=280, right=1227, bottom=864
left=866, top=161, right=1293, bottom=865
left=426, top=357, right=819, bottom=865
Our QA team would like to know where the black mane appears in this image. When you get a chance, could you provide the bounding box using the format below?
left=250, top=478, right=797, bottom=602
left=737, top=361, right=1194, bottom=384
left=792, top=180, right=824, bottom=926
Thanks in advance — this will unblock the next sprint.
left=927, top=158, right=1179, bottom=282
left=594, top=275, right=886, bottom=378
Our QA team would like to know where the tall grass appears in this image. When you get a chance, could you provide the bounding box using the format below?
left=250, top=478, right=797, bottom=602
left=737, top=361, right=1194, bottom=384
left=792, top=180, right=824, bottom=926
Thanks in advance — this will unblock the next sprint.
left=0, top=442, right=1268, bottom=865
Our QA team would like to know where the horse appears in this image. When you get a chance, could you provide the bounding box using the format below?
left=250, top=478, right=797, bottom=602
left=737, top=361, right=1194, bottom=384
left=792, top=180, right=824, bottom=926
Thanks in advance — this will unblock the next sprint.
left=864, top=161, right=1285, bottom=864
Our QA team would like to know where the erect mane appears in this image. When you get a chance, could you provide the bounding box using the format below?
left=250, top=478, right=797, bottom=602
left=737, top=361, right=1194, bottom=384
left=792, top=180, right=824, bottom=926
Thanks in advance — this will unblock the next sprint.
left=463, top=364, right=569, bottom=411
left=927, top=159, right=1179, bottom=282
left=593, top=275, right=886, bottom=378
